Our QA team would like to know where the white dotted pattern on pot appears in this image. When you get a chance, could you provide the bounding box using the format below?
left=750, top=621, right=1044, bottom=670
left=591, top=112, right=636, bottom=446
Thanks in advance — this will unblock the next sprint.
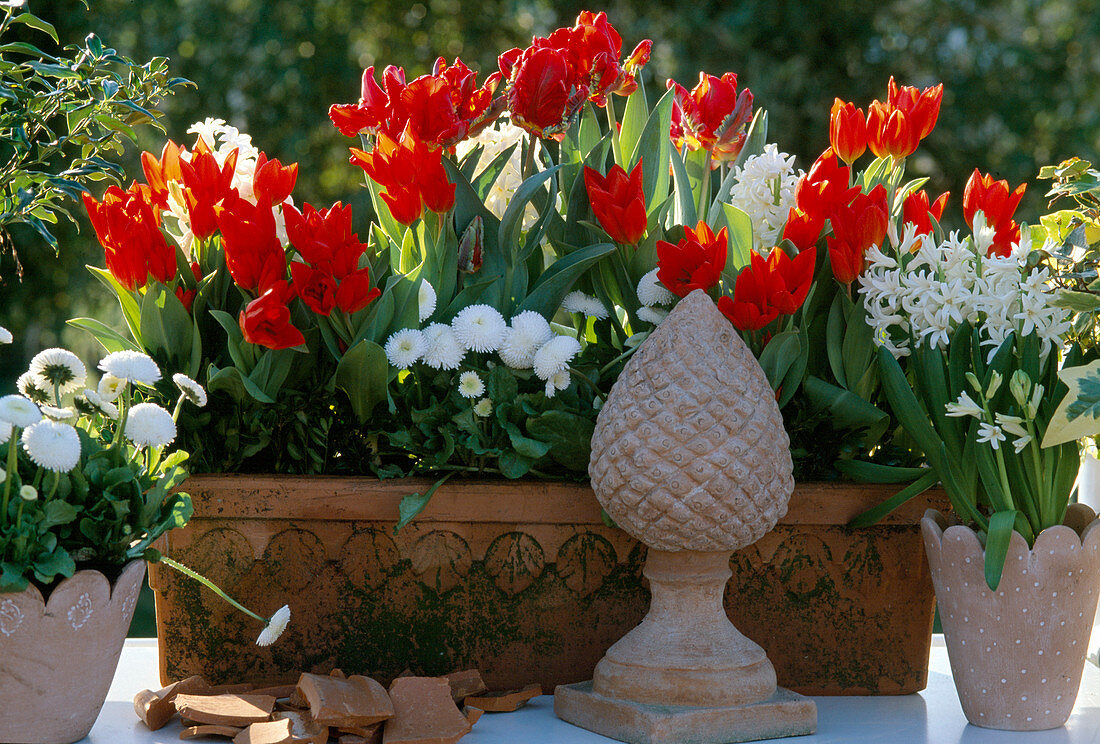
left=0, top=598, right=24, bottom=636
left=67, top=592, right=93, bottom=630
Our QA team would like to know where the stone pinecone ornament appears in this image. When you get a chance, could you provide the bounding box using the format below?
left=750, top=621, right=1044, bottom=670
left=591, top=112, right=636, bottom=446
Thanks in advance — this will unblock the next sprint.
left=589, top=289, right=794, bottom=552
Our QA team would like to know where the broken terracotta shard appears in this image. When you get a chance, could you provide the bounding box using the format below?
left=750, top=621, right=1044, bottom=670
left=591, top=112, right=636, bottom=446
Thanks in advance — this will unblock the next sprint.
left=296, top=673, right=394, bottom=728
left=174, top=693, right=277, bottom=728
left=464, top=684, right=541, bottom=712
left=383, top=677, right=472, bottom=744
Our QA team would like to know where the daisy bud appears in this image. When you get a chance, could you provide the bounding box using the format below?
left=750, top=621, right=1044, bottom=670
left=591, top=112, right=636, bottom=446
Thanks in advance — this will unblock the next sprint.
left=20, top=485, right=37, bottom=502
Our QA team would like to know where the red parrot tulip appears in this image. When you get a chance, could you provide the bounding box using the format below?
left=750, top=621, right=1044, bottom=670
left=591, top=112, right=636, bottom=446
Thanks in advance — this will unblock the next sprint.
left=668, top=72, right=754, bottom=163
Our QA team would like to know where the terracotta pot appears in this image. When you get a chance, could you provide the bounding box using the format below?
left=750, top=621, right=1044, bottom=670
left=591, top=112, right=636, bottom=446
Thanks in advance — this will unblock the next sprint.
left=150, top=475, right=946, bottom=695
left=0, top=560, right=145, bottom=744
left=922, top=506, right=1100, bottom=730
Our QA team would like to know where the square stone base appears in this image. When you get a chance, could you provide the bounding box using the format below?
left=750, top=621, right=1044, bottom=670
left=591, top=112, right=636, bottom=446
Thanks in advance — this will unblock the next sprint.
left=554, top=681, right=817, bottom=744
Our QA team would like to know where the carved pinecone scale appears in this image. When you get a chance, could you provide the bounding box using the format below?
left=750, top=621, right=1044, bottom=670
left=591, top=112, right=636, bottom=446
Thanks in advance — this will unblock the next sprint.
left=589, top=290, right=794, bottom=552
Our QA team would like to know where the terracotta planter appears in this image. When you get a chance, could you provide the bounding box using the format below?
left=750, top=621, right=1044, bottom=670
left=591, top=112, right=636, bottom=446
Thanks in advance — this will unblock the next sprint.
left=922, top=506, right=1100, bottom=730
left=0, top=560, right=145, bottom=744
left=150, top=476, right=946, bottom=695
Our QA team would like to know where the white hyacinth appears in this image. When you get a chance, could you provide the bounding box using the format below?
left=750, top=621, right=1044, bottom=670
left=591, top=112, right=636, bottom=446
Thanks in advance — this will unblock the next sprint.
left=99, top=350, right=161, bottom=385
left=859, top=223, right=1070, bottom=361
left=561, top=291, right=609, bottom=320
left=0, top=395, right=42, bottom=428
left=28, top=348, right=86, bottom=394
left=173, top=374, right=208, bottom=407
left=21, top=420, right=81, bottom=472
left=544, top=369, right=571, bottom=398
left=532, top=335, right=582, bottom=380
left=421, top=324, right=465, bottom=370
left=945, top=391, right=983, bottom=419
left=458, top=371, right=486, bottom=399
left=187, top=117, right=261, bottom=203
left=452, top=304, right=508, bottom=353
left=384, top=329, right=427, bottom=370
left=454, top=119, right=542, bottom=227
left=83, top=389, right=120, bottom=420
left=418, top=279, right=438, bottom=322
left=124, top=403, right=177, bottom=448
left=725, top=144, right=803, bottom=249
left=256, top=604, right=291, bottom=647
left=498, top=311, right=554, bottom=369
left=637, top=268, right=676, bottom=307
left=0, top=325, right=11, bottom=344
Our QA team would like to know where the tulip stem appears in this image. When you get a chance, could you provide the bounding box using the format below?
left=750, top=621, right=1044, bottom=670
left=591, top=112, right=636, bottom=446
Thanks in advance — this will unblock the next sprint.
left=605, top=99, right=623, bottom=165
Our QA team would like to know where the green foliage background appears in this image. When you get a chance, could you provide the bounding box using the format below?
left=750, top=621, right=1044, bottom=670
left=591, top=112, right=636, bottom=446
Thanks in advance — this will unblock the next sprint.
left=3, top=0, right=1098, bottom=390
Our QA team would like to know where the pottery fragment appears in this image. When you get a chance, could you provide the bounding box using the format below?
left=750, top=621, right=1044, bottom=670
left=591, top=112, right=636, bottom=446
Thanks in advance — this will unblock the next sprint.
left=443, top=670, right=487, bottom=704
left=174, top=693, right=277, bottom=727
left=274, top=710, right=330, bottom=744
left=233, top=718, right=295, bottom=744
left=463, top=707, right=483, bottom=726
left=296, top=673, right=394, bottom=728
left=383, top=676, right=472, bottom=744
left=464, top=683, right=541, bottom=712
left=135, top=675, right=210, bottom=730
left=180, top=724, right=244, bottom=740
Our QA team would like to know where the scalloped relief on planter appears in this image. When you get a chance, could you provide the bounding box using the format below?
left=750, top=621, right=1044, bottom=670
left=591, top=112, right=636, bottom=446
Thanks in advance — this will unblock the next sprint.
left=0, top=560, right=145, bottom=744
left=922, top=505, right=1100, bottom=731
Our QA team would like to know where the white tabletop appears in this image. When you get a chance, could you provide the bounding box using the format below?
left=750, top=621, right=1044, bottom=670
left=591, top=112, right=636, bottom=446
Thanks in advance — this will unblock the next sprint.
left=90, top=637, right=1100, bottom=744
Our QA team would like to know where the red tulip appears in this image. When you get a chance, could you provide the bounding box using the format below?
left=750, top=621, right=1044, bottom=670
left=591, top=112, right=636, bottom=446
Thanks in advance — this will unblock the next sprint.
left=826, top=185, right=889, bottom=284
left=140, top=140, right=184, bottom=209
left=584, top=160, right=647, bottom=246
left=887, top=77, right=943, bottom=140
left=902, top=189, right=950, bottom=236
left=505, top=45, right=581, bottom=139
left=962, top=169, right=1027, bottom=231
left=290, top=261, right=338, bottom=316
left=795, top=150, right=859, bottom=220
left=253, top=153, right=298, bottom=207
left=829, top=99, right=867, bottom=165
left=656, top=221, right=728, bottom=297
left=866, top=101, right=919, bottom=160
left=214, top=193, right=286, bottom=293
left=349, top=125, right=455, bottom=225
left=718, top=247, right=817, bottom=331
left=82, top=184, right=176, bottom=291
left=781, top=208, right=825, bottom=252
left=333, top=268, right=381, bottom=314
left=285, top=202, right=367, bottom=279
left=239, top=281, right=305, bottom=350
left=668, top=72, right=754, bottom=163
left=178, top=142, right=238, bottom=240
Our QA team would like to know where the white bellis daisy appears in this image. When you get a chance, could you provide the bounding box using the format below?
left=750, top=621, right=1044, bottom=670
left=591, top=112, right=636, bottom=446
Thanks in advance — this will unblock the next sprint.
left=452, top=305, right=507, bottom=353
left=125, top=403, right=177, bottom=448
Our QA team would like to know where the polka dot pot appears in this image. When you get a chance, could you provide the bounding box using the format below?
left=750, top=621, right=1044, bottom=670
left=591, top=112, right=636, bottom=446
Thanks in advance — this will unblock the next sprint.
left=922, top=506, right=1100, bottom=730
left=0, top=560, right=145, bottom=744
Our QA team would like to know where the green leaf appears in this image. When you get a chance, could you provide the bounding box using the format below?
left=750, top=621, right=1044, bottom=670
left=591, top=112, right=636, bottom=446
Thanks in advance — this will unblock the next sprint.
left=140, top=284, right=193, bottom=369
left=669, top=146, right=698, bottom=226
left=526, top=411, right=594, bottom=471
left=835, top=461, right=932, bottom=484
left=618, top=83, right=649, bottom=167
left=395, top=473, right=453, bottom=532
left=471, top=143, right=518, bottom=201
left=719, top=203, right=754, bottom=275
left=499, top=165, right=560, bottom=262
left=802, top=375, right=889, bottom=446
left=11, top=13, right=59, bottom=43
left=207, top=364, right=274, bottom=403
left=628, top=87, right=675, bottom=207
left=984, top=510, right=1020, bottom=591
left=498, top=450, right=535, bottom=479
left=517, top=242, right=617, bottom=319
left=88, top=266, right=143, bottom=345
left=847, top=469, right=939, bottom=528
left=126, top=494, right=193, bottom=559
left=40, top=500, right=79, bottom=528
left=756, top=331, right=800, bottom=392
left=66, top=317, right=140, bottom=353
left=335, top=340, right=388, bottom=423
left=731, top=108, right=769, bottom=171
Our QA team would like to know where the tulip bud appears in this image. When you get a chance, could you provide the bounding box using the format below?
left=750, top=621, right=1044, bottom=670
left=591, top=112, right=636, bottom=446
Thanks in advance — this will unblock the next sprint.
left=457, top=216, right=484, bottom=274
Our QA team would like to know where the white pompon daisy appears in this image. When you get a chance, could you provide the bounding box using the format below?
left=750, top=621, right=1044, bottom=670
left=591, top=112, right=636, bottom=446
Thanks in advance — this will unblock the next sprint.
left=532, top=335, right=582, bottom=380
left=173, top=373, right=208, bottom=407
left=256, top=604, right=291, bottom=646
left=452, top=305, right=508, bottom=353
left=21, top=420, right=81, bottom=472
left=0, top=420, right=11, bottom=446
left=124, top=403, right=177, bottom=448
left=19, top=485, right=37, bottom=502
left=561, top=291, right=609, bottom=319
left=39, top=405, right=74, bottom=421
left=544, top=369, right=571, bottom=398
left=17, top=372, right=50, bottom=404
left=498, top=311, right=553, bottom=369
left=0, top=395, right=42, bottom=427
left=83, top=389, right=119, bottom=420
left=421, top=324, right=465, bottom=370
left=384, top=328, right=427, bottom=369
left=418, top=279, right=438, bottom=322
left=637, top=268, right=677, bottom=307
left=97, top=374, right=127, bottom=402
left=0, top=325, right=11, bottom=344
left=636, top=306, right=668, bottom=325
left=98, top=350, right=161, bottom=385
left=458, top=371, right=485, bottom=399
left=29, top=348, right=86, bottom=394
left=473, top=398, right=493, bottom=417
